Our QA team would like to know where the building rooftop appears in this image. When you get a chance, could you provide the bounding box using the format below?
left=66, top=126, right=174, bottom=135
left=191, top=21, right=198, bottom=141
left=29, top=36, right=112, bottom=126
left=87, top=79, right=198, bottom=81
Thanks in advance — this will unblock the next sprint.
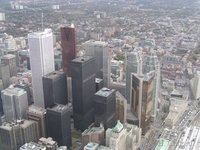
left=82, top=124, right=104, bottom=135
left=83, top=40, right=108, bottom=47
left=155, top=138, right=170, bottom=150
left=38, top=137, right=57, bottom=146
left=43, top=71, right=65, bottom=80
left=1, top=120, right=35, bottom=130
left=20, top=142, right=46, bottom=150
left=57, top=146, right=67, bottom=150
left=95, top=88, right=115, bottom=97
left=1, top=85, right=26, bottom=96
left=49, top=104, right=69, bottom=113
left=1, top=54, right=16, bottom=59
left=71, top=56, right=94, bottom=64
left=28, top=28, right=52, bottom=38
left=97, top=145, right=112, bottom=150
left=84, top=142, right=99, bottom=149
left=28, top=105, right=46, bottom=116
left=112, top=120, right=123, bottom=133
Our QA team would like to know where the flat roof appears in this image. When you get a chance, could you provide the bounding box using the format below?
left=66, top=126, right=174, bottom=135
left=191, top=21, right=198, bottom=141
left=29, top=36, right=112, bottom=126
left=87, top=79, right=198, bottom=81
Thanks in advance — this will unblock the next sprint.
left=28, top=29, right=52, bottom=38
left=84, top=142, right=99, bottom=149
left=95, top=88, right=114, bottom=97
left=44, top=71, right=65, bottom=79
left=155, top=138, right=170, bottom=150
left=2, top=54, right=16, bottom=59
left=49, top=104, right=69, bottom=112
left=71, top=56, right=94, bottom=64
left=20, top=142, right=45, bottom=150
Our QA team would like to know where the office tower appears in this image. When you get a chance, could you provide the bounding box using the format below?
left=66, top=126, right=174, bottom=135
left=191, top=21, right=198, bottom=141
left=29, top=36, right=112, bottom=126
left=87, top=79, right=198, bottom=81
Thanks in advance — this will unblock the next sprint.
left=28, top=29, right=55, bottom=108
left=20, top=142, right=46, bottom=150
left=1, top=54, right=17, bottom=77
left=61, top=26, right=76, bottom=77
left=71, top=56, right=96, bottom=131
left=43, top=71, right=68, bottom=108
left=143, top=51, right=160, bottom=120
left=131, top=72, right=154, bottom=134
left=67, top=77, right=72, bottom=102
left=94, top=88, right=116, bottom=129
left=82, top=124, right=105, bottom=147
left=116, top=91, right=127, bottom=123
left=126, top=52, right=139, bottom=104
left=106, top=121, right=141, bottom=150
left=1, top=86, right=28, bottom=121
left=15, top=82, right=33, bottom=105
left=38, top=137, right=58, bottom=150
left=46, top=104, right=72, bottom=147
left=0, top=63, right=10, bottom=88
left=191, top=71, right=200, bottom=100
left=83, top=40, right=110, bottom=87
left=0, top=119, right=39, bottom=150
left=27, top=105, right=46, bottom=138
left=95, top=78, right=103, bottom=92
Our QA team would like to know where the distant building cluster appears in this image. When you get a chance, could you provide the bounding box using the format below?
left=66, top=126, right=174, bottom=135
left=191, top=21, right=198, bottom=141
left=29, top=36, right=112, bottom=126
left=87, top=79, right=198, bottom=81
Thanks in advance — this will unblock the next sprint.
left=1, top=0, right=200, bottom=149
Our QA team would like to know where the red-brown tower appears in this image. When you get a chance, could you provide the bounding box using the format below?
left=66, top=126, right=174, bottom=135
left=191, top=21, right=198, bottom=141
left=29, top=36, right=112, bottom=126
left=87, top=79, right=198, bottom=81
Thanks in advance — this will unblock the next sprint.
left=61, top=26, right=76, bottom=76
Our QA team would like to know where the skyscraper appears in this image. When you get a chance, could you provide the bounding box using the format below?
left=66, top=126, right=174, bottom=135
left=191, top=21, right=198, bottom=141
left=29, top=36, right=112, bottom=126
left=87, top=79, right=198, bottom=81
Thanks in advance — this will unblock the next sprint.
left=106, top=121, right=141, bottom=150
left=116, top=91, right=127, bottom=123
left=190, top=71, right=200, bottom=100
left=131, top=72, right=154, bottom=134
left=126, top=52, right=139, bottom=104
left=43, top=71, right=68, bottom=108
left=27, top=105, right=47, bottom=138
left=94, top=88, right=116, bottom=129
left=83, top=40, right=110, bottom=87
left=82, top=124, right=105, bottom=147
left=15, top=82, right=33, bottom=106
left=1, top=86, right=28, bottom=122
left=71, top=56, right=96, bottom=131
left=143, top=51, right=160, bottom=120
left=46, top=104, right=72, bottom=148
left=0, top=119, right=39, bottom=150
left=61, top=26, right=76, bottom=77
left=1, top=54, right=17, bottom=77
left=28, top=29, right=55, bottom=108
left=0, top=63, right=10, bottom=89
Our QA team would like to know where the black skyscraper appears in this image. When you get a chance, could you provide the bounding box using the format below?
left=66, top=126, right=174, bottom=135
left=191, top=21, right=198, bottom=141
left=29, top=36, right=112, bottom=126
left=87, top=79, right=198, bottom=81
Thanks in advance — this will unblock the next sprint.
left=71, top=56, right=96, bottom=131
left=46, top=104, right=72, bottom=147
left=43, top=71, right=68, bottom=108
left=94, top=88, right=116, bottom=129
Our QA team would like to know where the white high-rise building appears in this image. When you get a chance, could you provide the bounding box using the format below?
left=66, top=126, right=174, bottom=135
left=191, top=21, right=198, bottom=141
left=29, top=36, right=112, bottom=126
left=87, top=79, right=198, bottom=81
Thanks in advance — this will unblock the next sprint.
left=28, top=29, right=55, bottom=108
left=190, top=71, right=200, bottom=100
left=1, top=86, right=28, bottom=121
left=106, top=121, right=141, bottom=150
